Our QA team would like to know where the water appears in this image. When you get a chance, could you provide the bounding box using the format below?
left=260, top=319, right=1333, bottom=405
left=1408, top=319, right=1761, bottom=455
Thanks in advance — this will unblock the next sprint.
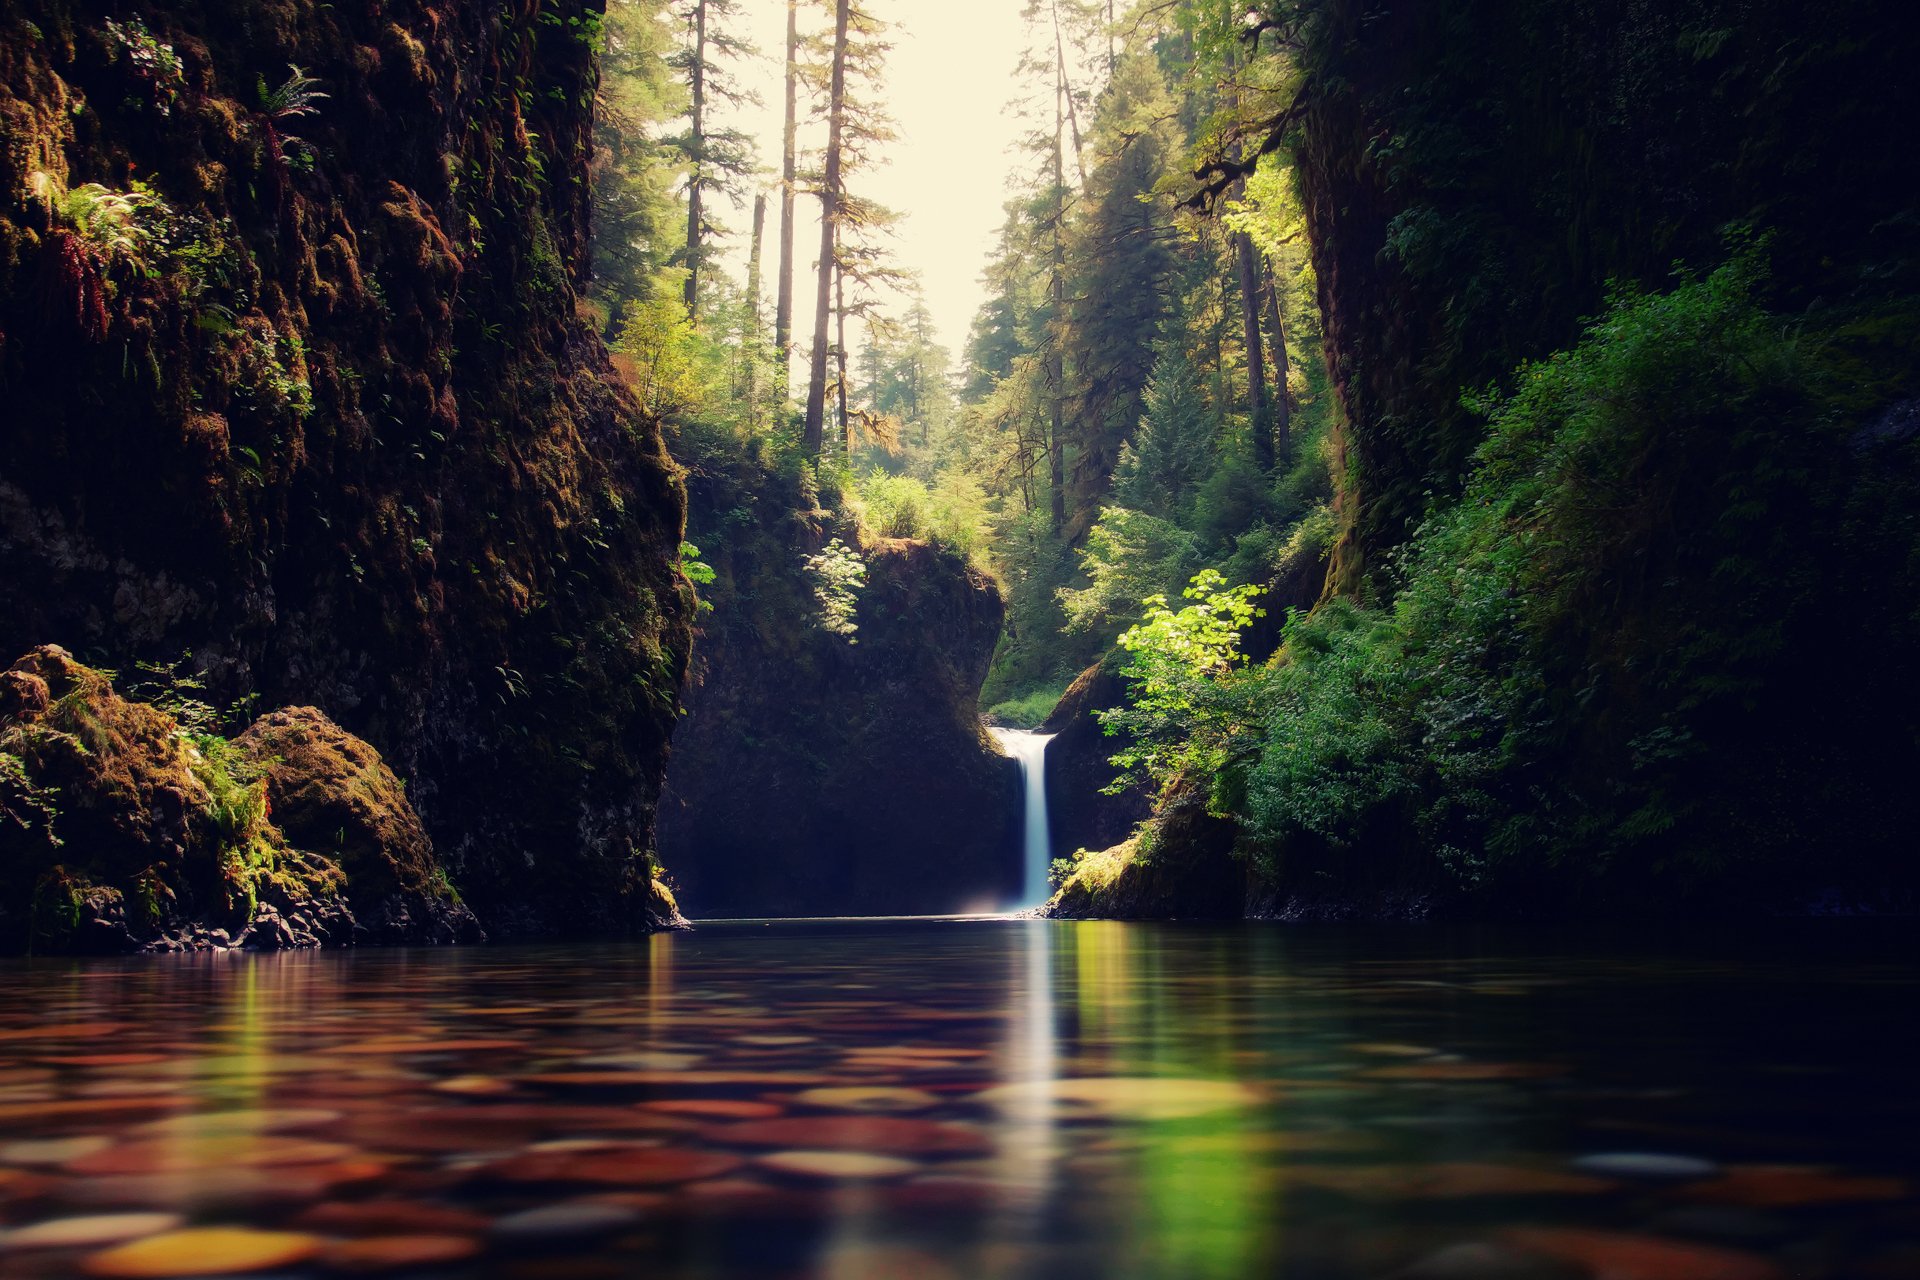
left=990, top=728, right=1056, bottom=908
left=0, top=920, right=1914, bottom=1279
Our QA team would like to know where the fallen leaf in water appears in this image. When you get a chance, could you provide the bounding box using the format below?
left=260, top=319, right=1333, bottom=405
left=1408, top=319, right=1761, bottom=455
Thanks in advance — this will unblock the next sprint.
left=477, top=1145, right=744, bottom=1187
left=0, top=1022, right=124, bottom=1043
left=792, top=1087, right=941, bottom=1114
left=758, top=1150, right=919, bottom=1181
left=323, top=1038, right=526, bottom=1056
left=69, top=1135, right=357, bottom=1176
left=1501, top=1227, right=1783, bottom=1280
left=431, top=1075, right=517, bottom=1096
left=82, top=1226, right=323, bottom=1277
left=1348, top=1043, right=1440, bottom=1057
left=2, top=1135, right=114, bottom=1164
left=973, top=1077, right=1260, bottom=1121
left=294, top=1199, right=491, bottom=1236
left=637, top=1098, right=784, bottom=1120
left=706, top=1115, right=991, bottom=1157
left=3, top=1212, right=182, bottom=1250
left=132, top=1109, right=342, bottom=1137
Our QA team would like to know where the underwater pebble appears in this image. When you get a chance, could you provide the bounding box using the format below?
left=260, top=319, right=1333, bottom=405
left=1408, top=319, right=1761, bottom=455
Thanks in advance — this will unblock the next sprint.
left=2, top=1212, right=183, bottom=1250
left=792, top=1086, right=941, bottom=1113
left=81, top=1226, right=323, bottom=1277
left=706, top=1115, right=991, bottom=1157
left=1573, top=1152, right=1720, bottom=1180
left=757, top=1149, right=919, bottom=1182
left=490, top=1202, right=642, bottom=1248
left=0, top=1135, right=113, bottom=1165
left=320, top=1233, right=482, bottom=1273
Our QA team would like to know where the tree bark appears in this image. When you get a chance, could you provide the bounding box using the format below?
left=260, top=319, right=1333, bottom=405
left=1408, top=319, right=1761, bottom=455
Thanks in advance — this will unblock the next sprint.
left=682, top=0, right=708, bottom=319
left=1235, top=219, right=1273, bottom=472
left=1260, top=261, right=1291, bottom=460
left=744, top=192, right=767, bottom=410
left=835, top=262, right=850, bottom=455
left=774, top=0, right=799, bottom=389
left=802, top=0, right=850, bottom=457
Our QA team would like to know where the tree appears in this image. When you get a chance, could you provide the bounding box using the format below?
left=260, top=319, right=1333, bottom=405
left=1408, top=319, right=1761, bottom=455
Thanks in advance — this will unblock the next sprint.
left=774, top=0, right=800, bottom=391
left=671, top=0, right=756, bottom=320
left=591, top=0, right=684, bottom=333
left=801, top=0, right=850, bottom=456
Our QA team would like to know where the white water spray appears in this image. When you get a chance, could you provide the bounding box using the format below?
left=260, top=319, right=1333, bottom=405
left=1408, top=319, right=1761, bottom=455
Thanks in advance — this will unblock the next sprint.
left=990, top=727, right=1056, bottom=909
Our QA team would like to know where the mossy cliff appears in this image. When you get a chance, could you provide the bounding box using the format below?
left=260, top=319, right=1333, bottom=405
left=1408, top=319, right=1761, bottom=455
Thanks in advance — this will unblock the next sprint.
left=0, top=1, right=692, bottom=940
left=657, top=455, right=1019, bottom=918
left=1050, top=0, right=1920, bottom=921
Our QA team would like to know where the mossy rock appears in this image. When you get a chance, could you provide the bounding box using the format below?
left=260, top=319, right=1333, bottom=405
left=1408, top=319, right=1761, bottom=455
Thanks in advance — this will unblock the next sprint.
left=0, top=645, right=478, bottom=953
left=235, top=707, right=481, bottom=945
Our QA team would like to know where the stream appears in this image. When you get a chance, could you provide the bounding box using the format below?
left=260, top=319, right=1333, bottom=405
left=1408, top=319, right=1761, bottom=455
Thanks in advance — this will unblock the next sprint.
left=0, top=920, right=1914, bottom=1278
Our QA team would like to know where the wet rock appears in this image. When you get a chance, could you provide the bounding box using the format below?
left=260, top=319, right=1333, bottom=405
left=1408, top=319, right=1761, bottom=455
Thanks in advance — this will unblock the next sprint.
left=658, top=533, right=1020, bottom=917
left=1038, top=657, right=1153, bottom=858
left=0, top=649, right=472, bottom=954
left=1046, top=782, right=1245, bottom=920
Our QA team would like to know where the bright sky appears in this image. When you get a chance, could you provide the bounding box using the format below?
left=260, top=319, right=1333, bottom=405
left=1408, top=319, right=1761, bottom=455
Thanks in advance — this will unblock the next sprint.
left=713, top=0, right=1036, bottom=363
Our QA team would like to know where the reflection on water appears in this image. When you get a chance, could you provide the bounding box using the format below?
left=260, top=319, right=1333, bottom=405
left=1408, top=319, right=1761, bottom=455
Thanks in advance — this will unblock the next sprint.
left=0, top=920, right=1915, bottom=1278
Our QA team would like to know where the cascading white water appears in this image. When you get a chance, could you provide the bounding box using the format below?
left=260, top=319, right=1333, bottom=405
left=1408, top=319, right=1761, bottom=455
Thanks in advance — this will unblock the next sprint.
left=989, top=727, right=1057, bottom=909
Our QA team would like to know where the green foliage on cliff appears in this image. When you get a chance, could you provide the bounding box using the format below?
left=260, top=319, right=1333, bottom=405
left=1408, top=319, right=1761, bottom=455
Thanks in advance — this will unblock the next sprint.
left=1105, top=246, right=1920, bottom=906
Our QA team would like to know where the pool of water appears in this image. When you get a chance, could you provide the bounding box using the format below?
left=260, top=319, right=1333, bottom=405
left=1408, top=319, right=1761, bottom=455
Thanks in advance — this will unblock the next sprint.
left=0, top=919, right=1914, bottom=1278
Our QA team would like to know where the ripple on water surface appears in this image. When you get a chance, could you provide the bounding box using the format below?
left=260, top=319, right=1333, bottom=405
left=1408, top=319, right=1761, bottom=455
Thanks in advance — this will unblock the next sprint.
left=0, top=919, right=1913, bottom=1279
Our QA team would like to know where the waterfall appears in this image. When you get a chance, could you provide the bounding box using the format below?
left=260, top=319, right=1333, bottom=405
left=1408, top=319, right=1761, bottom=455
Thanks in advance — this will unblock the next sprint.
left=990, top=727, right=1057, bottom=909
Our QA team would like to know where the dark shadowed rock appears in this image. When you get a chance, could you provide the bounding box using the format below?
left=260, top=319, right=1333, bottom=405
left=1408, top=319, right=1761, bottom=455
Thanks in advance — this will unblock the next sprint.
left=1046, top=780, right=1244, bottom=920
left=659, top=530, right=1020, bottom=918
left=0, top=1, right=691, bottom=940
left=1039, top=656, right=1153, bottom=861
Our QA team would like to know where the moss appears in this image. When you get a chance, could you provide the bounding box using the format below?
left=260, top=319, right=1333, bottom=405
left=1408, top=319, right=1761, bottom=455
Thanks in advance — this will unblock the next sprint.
left=0, top=0, right=692, bottom=938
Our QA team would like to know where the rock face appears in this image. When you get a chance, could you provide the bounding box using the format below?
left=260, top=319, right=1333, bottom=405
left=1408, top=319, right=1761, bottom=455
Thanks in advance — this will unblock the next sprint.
left=1039, top=658, right=1151, bottom=860
left=0, top=2, right=691, bottom=936
left=0, top=646, right=490, bottom=952
left=1045, top=783, right=1243, bottom=921
left=658, top=484, right=1020, bottom=916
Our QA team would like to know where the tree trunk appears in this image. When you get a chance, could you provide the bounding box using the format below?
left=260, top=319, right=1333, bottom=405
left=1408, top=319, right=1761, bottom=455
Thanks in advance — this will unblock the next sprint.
left=802, top=0, right=850, bottom=457
left=744, top=192, right=767, bottom=410
left=1261, top=262, right=1291, bottom=460
left=1052, top=5, right=1087, bottom=189
left=835, top=263, right=850, bottom=456
left=683, top=0, right=708, bottom=319
left=1235, top=220, right=1272, bottom=472
left=774, top=0, right=799, bottom=390
left=1047, top=55, right=1068, bottom=535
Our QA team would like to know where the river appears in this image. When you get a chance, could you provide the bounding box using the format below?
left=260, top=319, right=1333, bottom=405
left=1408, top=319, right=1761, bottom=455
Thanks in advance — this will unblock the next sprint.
left=0, top=919, right=1913, bottom=1278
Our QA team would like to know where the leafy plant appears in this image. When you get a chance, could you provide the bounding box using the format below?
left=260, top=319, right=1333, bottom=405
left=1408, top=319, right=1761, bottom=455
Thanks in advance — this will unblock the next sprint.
left=103, top=17, right=185, bottom=115
left=802, top=538, right=868, bottom=642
